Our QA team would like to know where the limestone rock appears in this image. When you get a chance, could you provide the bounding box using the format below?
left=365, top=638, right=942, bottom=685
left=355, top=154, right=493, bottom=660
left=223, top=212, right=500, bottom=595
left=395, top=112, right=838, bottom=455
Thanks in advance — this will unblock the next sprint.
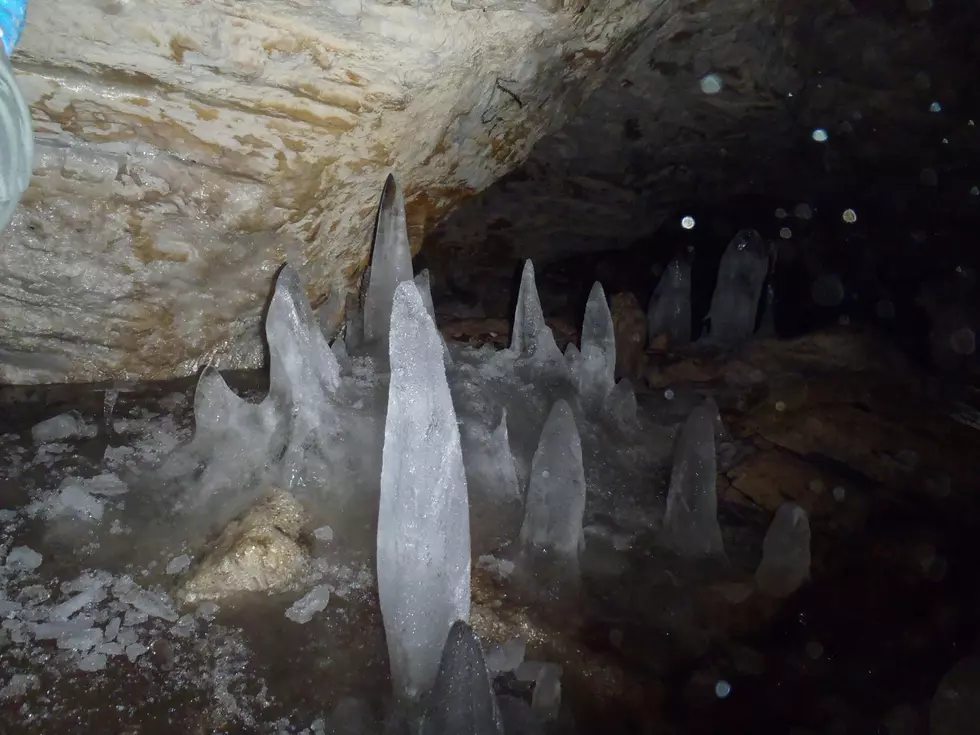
left=1, top=0, right=660, bottom=383
left=178, top=489, right=309, bottom=604
left=610, top=292, right=646, bottom=382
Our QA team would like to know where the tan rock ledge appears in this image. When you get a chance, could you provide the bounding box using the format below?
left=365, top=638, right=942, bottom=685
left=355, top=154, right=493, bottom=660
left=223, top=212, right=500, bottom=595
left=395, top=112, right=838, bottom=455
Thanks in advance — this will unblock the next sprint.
left=2, top=0, right=657, bottom=383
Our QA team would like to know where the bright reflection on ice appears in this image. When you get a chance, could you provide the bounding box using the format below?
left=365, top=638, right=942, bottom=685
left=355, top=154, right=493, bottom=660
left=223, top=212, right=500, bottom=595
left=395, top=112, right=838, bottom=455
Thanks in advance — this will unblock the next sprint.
left=715, top=680, right=732, bottom=698
left=929, top=101, right=942, bottom=112
left=780, top=227, right=792, bottom=239
left=681, top=216, right=695, bottom=230
left=842, top=208, right=857, bottom=223
left=811, top=128, right=828, bottom=142
left=775, top=208, right=787, bottom=219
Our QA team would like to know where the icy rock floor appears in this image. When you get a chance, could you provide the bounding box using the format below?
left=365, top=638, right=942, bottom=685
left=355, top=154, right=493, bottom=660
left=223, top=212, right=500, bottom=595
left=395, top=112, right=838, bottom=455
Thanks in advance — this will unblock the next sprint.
left=2, top=333, right=980, bottom=734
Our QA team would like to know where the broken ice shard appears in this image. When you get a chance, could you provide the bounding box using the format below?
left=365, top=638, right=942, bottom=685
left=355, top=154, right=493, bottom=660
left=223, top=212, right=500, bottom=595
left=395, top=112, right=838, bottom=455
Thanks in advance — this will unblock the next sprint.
left=661, top=406, right=724, bottom=557
left=648, top=246, right=694, bottom=344
left=415, top=268, right=453, bottom=368
left=755, top=502, right=810, bottom=597
left=578, top=282, right=616, bottom=409
left=420, top=620, right=503, bottom=735
left=519, top=400, right=586, bottom=561
left=362, top=173, right=413, bottom=349
left=510, top=260, right=565, bottom=370
left=378, top=281, right=471, bottom=702
left=705, top=230, right=769, bottom=344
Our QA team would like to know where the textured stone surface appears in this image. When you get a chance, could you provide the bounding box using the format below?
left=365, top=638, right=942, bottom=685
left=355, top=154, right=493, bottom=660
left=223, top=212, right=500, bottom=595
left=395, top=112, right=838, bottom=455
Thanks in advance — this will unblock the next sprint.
left=2, top=0, right=658, bottom=382
left=178, top=489, right=309, bottom=604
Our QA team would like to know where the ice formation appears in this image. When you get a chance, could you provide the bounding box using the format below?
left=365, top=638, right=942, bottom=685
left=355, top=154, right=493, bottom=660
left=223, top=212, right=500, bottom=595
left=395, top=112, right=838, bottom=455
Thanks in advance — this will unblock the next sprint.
left=377, top=281, right=471, bottom=702
left=648, top=246, right=694, bottom=344
left=510, top=260, right=565, bottom=374
left=578, top=282, right=616, bottom=410
left=31, top=411, right=97, bottom=443
left=420, top=620, right=503, bottom=735
left=660, top=406, right=725, bottom=557
left=285, top=584, right=331, bottom=624
left=485, top=409, right=521, bottom=499
left=362, top=173, right=413, bottom=350
left=755, top=502, right=811, bottom=597
left=518, top=400, right=586, bottom=563
left=704, top=230, right=769, bottom=344
left=160, top=265, right=342, bottom=504
left=605, top=378, right=637, bottom=428
left=757, top=282, right=777, bottom=337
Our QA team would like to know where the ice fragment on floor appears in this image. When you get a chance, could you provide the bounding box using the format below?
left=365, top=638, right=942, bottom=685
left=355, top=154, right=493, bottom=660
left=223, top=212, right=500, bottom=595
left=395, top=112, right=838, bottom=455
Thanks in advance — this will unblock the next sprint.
left=51, top=480, right=106, bottom=521
left=755, top=502, right=811, bottom=597
left=119, top=587, right=178, bottom=622
left=285, top=584, right=331, bottom=624
left=661, top=406, right=725, bottom=557
left=0, top=674, right=38, bottom=700
left=4, top=546, right=42, bottom=571
left=166, top=555, right=191, bottom=575
left=485, top=637, right=526, bottom=674
left=125, top=642, right=148, bottom=661
left=31, top=410, right=97, bottom=443
left=420, top=620, right=503, bottom=735
left=313, top=525, right=334, bottom=543
left=378, top=282, right=471, bottom=702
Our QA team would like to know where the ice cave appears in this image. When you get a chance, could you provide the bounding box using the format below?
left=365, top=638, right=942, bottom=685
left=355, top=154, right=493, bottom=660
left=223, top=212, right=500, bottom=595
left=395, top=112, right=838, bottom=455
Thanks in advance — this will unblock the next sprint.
left=1, top=0, right=980, bottom=733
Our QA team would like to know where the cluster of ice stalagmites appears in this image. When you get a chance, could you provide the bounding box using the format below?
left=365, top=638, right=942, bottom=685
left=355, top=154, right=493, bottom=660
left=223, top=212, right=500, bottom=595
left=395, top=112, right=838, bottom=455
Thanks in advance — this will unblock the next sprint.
left=646, top=230, right=774, bottom=348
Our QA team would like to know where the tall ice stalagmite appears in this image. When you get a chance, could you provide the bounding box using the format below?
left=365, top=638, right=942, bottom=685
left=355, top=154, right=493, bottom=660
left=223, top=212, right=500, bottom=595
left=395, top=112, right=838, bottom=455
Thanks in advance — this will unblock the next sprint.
left=378, top=281, right=471, bottom=702
left=705, top=230, right=769, bottom=344
left=661, top=406, right=725, bottom=557
left=578, top=282, right=616, bottom=410
left=519, top=400, right=586, bottom=563
left=510, top=260, right=565, bottom=374
left=648, top=246, right=694, bottom=344
left=363, top=174, right=413, bottom=350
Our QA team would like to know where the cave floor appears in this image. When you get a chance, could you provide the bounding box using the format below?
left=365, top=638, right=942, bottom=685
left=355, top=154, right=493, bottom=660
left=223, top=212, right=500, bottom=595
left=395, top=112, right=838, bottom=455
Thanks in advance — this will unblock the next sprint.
left=0, top=325, right=979, bottom=734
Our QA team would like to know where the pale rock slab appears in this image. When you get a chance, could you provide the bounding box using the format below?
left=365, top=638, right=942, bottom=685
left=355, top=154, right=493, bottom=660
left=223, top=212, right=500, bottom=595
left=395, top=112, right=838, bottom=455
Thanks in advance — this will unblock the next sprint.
left=178, top=489, right=309, bottom=604
left=2, top=0, right=660, bottom=382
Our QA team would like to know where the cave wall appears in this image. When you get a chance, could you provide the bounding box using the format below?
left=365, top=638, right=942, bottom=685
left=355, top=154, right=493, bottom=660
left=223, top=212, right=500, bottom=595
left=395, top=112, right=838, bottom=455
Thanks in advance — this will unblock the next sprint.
left=0, top=0, right=658, bottom=383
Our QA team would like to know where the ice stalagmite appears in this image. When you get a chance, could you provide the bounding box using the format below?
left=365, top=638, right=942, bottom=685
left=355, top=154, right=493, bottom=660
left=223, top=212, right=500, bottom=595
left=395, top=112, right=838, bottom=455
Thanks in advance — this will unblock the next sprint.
left=378, top=281, right=471, bottom=702
left=605, top=378, right=637, bottom=428
left=578, top=282, right=616, bottom=410
left=648, top=246, right=694, bottom=344
left=510, top=260, right=565, bottom=371
left=415, top=268, right=453, bottom=368
left=171, top=265, right=341, bottom=502
left=363, top=173, right=413, bottom=349
left=705, top=230, right=769, bottom=344
left=420, top=621, right=503, bottom=735
left=661, top=406, right=724, bottom=557
left=519, top=400, right=586, bottom=562
left=489, top=409, right=521, bottom=499
left=266, top=266, right=343, bottom=487
left=755, top=502, right=810, bottom=597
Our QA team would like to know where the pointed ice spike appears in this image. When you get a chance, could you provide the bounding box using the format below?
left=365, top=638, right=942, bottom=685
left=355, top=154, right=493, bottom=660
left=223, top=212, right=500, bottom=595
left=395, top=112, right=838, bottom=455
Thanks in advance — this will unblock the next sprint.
left=363, top=174, right=413, bottom=348
left=579, top=282, right=616, bottom=408
left=755, top=502, right=810, bottom=597
left=414, top=269, right=436, bottom=321
left=605, top=378, right=637, bottom=428
left=420, top=621, right=504, bottom=735
left=490, top=409, right=521, bottom=499
left=510, top=261, right=564, bottom=368
left=702, top=395, right=729, bottom=443
left=705, top=230, right=769, bottom=344
left=519, top=400, right=586, bottom=561
left=648, top=246, right=694, bottom=344
left=378, top=281, right=471, bottom=703
left=267, top=265, right=341, bottom=403
left=661, top=406, right=724, bottom=557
